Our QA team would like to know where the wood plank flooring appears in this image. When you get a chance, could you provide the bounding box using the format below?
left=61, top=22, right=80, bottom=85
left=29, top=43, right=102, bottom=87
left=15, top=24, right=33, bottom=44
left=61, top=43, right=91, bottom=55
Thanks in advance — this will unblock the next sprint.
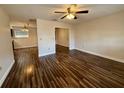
left=56, top=44, right=69, bottom=54
left=2, top=47, right=124, bottom=88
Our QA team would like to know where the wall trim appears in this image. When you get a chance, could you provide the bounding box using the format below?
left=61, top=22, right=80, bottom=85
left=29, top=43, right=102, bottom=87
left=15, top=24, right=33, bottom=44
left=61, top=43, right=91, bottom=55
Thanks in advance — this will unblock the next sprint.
left=70, top=47, right=75, bottom=50
left=14, top=45, right=37, bottom=49
left=39, top=51, right=55, bottom=57
left=75, top=48, right=124, bottom=63
left=0, top=60, right=15, bottom=87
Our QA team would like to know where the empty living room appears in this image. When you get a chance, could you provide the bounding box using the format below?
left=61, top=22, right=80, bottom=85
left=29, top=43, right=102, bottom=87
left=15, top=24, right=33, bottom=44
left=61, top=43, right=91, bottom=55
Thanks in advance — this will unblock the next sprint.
left=0, top=0, right=124, bottom=92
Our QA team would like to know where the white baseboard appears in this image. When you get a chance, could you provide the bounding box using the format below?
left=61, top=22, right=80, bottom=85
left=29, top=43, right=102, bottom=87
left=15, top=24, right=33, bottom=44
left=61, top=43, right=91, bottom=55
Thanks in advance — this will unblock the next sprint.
left=39, top=51, right=55, bottom=57
left=14, top=45, right=37, bottom=49
left=0, top=60, right=15, bottom=87
left=75, top=48, right=124, bottom=63
left=70, top=48, right=75, bottom=50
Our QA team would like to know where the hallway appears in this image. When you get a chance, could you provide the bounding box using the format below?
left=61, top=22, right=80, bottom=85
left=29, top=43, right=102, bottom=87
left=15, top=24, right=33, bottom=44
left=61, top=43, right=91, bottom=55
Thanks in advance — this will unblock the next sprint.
left=2, top=47, right=124, bottom=88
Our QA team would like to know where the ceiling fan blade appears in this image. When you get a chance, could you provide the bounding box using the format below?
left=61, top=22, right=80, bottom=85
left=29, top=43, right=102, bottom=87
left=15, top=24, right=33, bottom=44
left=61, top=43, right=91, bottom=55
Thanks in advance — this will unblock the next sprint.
left=74, top=16, right=77, bottom=19
left=61, top=15, right=67, bottom=19
left=55, top=11, right=67, bottom=13
left=76, top=10, right=88, bottom=14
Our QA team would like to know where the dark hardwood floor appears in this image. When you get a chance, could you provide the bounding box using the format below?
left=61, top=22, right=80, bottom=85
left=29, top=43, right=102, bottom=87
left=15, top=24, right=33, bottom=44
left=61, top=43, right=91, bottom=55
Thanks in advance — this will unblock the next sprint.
left=2, top=46, right=124, bottom=88
left=56, top=44, right=69, bottom=54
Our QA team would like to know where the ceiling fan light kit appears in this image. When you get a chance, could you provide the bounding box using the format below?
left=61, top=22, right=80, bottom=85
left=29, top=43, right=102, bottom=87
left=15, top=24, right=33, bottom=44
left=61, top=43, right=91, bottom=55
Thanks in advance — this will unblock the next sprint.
left=54, top=4, right=89, bottom=20
left=22, top=24, right=29, bottom=32
left=66, top=13, right=75, bottom=19
left=22, top=28, right=29, bottom=32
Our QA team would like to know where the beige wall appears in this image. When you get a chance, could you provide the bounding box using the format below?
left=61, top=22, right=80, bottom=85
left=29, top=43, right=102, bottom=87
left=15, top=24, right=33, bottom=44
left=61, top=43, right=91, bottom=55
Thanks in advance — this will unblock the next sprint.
left=55, top=28, right=69, bottom=47
left=13, top=28, right=38, bottom=49
left=75, top=11, right=124, bottom=63
left=37, top=19, right=75, bottom=56
left=0, top=8, right=14, bottom=86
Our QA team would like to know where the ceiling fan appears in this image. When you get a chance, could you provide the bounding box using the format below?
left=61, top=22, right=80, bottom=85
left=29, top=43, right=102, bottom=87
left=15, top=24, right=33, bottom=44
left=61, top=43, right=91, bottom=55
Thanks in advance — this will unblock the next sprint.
left=54, top=4, right=89, bottom=19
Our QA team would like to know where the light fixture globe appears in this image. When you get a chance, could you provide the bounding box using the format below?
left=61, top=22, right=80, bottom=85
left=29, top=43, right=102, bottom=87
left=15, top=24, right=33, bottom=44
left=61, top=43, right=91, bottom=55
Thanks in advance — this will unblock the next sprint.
left=66, top=13, right=75, bottom=19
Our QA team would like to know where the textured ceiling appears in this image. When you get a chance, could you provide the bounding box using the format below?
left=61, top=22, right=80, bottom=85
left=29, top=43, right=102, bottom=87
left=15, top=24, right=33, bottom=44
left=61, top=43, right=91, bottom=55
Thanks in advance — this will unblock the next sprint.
left=1, top=4, right=124, bottom=24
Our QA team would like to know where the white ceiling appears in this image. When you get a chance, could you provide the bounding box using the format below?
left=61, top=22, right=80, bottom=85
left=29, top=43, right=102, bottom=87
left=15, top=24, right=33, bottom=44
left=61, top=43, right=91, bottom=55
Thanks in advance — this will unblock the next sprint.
left=1, top=4, right=124, bottom=24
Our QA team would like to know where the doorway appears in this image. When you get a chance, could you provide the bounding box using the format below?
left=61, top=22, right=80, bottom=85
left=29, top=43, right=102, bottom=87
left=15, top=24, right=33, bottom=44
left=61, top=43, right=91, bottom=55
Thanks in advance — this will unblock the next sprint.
left=55, top=28, right=69, bottom=53
left=10, top=20, right=39, bottom=63
left=10, top=21, right=38, bottom=50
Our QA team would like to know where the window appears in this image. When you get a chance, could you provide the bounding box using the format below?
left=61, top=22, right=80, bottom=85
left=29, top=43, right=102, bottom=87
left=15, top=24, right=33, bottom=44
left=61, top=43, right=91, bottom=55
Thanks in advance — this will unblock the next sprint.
left=13, top=28, right=29, bottom=38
